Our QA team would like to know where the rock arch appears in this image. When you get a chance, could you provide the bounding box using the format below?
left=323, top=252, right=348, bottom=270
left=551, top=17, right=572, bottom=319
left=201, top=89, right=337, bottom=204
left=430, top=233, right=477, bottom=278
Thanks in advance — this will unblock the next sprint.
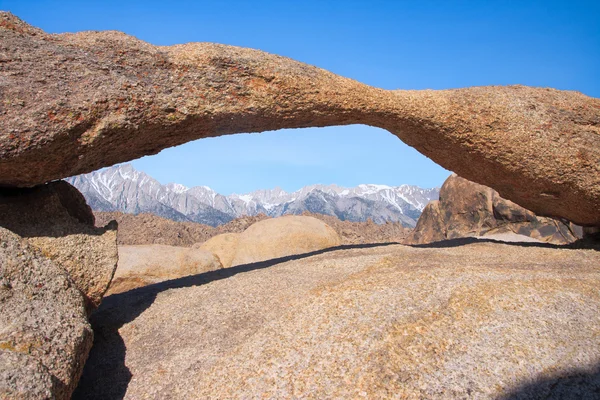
left=1, top=12, right=599, bottom=225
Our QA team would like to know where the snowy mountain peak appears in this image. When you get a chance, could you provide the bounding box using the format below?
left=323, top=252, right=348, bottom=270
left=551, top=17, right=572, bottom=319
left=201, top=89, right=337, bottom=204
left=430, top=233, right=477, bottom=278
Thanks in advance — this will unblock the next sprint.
left=356, top=183, right=393, bottom=194
left=166, top=183, right=189, bottom=194
left=67, top=164, right=440, bottom=227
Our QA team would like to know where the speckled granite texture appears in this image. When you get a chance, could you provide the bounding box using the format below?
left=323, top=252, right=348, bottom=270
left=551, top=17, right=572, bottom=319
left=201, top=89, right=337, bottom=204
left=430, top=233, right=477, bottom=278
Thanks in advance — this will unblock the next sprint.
left=76, top=240, right=600, bottom=399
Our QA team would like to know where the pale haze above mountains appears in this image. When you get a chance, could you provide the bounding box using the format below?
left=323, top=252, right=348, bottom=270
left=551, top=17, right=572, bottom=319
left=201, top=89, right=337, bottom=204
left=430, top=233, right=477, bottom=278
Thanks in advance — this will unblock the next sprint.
left=67, top=164, right=440, bottom=227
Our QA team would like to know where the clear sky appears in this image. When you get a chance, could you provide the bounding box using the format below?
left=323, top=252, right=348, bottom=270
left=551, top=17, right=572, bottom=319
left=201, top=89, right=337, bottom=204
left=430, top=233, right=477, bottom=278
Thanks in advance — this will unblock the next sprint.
left=4, top=1, right=599, bottom=194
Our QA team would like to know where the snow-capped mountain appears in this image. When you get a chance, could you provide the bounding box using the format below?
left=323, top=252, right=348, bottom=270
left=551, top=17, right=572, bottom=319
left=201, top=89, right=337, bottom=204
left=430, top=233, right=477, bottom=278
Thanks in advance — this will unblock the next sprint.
left=67, top=164, right=440, bottom=227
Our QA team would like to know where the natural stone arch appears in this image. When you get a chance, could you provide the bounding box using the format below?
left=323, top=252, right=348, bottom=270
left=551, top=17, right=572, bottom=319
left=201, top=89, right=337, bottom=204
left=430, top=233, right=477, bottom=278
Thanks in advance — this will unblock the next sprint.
left=1, top=12, right=599, bottom=226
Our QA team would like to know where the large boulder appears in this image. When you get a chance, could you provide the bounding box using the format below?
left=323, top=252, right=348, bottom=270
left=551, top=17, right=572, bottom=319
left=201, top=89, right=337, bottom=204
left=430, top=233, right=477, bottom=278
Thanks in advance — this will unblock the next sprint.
left=230, top=216, right=342, bottom=266
left=405, top=175, right=582, bottom=245
left=75, top=240, right=600, bottom=398
left=0, top=228, right=93, bottom=399
left=0, top=12, right=599, bottom=226
left=0, top=181, right=118, bottom=310
left=107, top=245, right=222, bottom=294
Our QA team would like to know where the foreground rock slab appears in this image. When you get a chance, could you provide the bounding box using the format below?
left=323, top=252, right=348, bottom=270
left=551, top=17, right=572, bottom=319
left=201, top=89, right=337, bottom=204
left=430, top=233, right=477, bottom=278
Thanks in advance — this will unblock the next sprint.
left=1, top=12, right=599, bottom=225
left=76, top=241, right=600, bottom=399
left=0, top=181, right=118, bottom=310
left=405, top=174, right=582, bottom=245
left=0, top=228, right=92, bottom=400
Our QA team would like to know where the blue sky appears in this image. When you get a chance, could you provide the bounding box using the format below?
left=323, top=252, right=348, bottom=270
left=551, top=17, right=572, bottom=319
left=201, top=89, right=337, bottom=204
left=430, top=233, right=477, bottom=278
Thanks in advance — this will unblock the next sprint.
left=4, top=1, right=599, bottom=194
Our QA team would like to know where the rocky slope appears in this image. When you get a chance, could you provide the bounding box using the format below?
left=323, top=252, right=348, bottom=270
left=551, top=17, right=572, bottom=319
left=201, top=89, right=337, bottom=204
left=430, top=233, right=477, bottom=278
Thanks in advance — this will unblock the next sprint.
left=95, top=211, right=216, bottom=246
left=74, top=241, right=600, bottom=399
left=95, top=211, right=408, bottom=247
left=1, top=12, right=599, bottom=226
left=300, top=211, right=409, bottom=245
left=67, top=163, right=438, bottom=227
left=405, top=174, right=582, bottom=245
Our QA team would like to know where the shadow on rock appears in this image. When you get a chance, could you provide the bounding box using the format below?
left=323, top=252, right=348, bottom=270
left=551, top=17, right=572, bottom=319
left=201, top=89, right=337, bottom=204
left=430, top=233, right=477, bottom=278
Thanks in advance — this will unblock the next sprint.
left=409, top=236, right=600, bottom=251
left=73, top=242, right=397, bottom=399
left=500, top=363, right=600, bottom=400
left=408, top=236, right=587, bottom=250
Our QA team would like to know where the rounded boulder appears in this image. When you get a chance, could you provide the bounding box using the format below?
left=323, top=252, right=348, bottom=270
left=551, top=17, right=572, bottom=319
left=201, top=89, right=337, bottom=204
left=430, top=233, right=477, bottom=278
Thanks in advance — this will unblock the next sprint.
left=230, top=216, right=341, bottom=266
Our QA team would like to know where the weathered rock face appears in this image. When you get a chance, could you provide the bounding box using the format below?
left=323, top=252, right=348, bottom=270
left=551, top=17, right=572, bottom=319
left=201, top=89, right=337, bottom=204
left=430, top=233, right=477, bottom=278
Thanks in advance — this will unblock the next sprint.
left=74, top=241, right=600, bottom=399
left=194, top=233, right=240, bottom=268
left=94, top=211, right=216, bottom=246
left=0, top=180, right=118, bottom=309
left=230, top=216, right=342, bottom=266
left=405, top=174, right=582, bottom=245
left=0, top=12, right=598, bottom=225
left=107, top=244, right=222, bottom=295
left=0, top=227, right=93, bottom=400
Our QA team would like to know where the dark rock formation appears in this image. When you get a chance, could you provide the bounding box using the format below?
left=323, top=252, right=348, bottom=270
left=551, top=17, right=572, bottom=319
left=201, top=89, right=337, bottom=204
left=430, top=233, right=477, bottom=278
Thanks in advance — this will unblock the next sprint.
left=0, top=181, right=118, bottom=310
left=0, top=12, right=598, bottom=225
left=0, top=227, right=93, bottom=399
left=405, top=174, right=582, bottom=245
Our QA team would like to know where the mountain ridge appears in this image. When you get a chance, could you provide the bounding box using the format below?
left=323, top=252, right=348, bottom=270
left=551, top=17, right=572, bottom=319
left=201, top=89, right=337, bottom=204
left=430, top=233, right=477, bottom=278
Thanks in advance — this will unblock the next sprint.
left=67, top=164, right=440, bottom=227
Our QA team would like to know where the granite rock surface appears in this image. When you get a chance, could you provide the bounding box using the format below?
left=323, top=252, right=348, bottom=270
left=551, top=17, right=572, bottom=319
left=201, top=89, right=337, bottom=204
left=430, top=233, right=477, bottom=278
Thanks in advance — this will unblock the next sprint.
left=107, top=244, right=222, bottom=295
left=0, top=180, right=118, bottom=310
left=1, top=12, right=599, bottom=225
left=0, top=227, right=93, bottom=400
left=75, top=240, right=600, bottom=399
left=194, top=233, right=240, bottom=268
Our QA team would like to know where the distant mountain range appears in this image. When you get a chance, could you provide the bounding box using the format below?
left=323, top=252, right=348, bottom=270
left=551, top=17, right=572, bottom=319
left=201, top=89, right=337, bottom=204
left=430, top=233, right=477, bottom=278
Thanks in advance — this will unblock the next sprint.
left=67, top=164, right=439, bottom=227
